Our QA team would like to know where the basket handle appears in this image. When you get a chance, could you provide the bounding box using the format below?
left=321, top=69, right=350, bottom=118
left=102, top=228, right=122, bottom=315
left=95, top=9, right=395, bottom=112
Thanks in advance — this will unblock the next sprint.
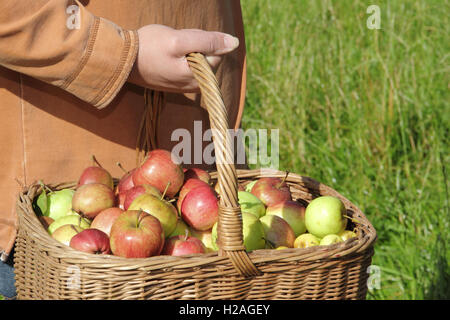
left=186, top=53, right=260, bottom=277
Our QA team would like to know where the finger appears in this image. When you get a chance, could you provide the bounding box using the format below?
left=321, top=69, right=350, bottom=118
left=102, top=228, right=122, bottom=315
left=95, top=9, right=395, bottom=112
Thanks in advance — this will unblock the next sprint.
left=176, top=29, right=239, bottom=56
left=205, top=55, right=222, bottom=69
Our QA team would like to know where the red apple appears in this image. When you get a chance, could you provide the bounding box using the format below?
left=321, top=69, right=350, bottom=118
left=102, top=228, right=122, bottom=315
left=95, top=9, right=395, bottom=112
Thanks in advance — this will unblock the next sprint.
left=90, top=207, right=124, bottom=236
left=110, top=210, right=165, bottom=258
left=116, top=168, right=136, bottom=209
left=259, top=214, right=296, bottom=248
left=123, top=184, right=162, bottom=210
left=69, top=228, right=111, bottom=254
left=181, top=185, right=219, bottom=231
left=265, top=200, right=307, bottom=237
left=72, top=183, right=115, bottom=219
left=77, top=166, right=114, bottom=190
left=183, top=168, right=211, bottom=184
left=132, top=149, right=184, bottom=198
left=251, top=177, right=292, bottom=207
left=176, top=178, right=211, bottom=212
left=162, top=234, right=206, bottom=256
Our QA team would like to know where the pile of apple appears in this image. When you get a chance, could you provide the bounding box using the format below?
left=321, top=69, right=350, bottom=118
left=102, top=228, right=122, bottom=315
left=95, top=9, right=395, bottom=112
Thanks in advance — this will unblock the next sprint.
left=34, top=149, right=357, bottom=259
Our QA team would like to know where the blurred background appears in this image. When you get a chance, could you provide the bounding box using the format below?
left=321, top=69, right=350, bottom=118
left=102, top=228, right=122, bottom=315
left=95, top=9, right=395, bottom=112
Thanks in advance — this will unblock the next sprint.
left=240, top=0, right=449, bottom=299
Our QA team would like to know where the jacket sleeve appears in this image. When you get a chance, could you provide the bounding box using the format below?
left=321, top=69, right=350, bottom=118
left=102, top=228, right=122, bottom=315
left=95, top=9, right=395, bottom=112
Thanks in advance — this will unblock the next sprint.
left=0, top=0, right=138, bottom=109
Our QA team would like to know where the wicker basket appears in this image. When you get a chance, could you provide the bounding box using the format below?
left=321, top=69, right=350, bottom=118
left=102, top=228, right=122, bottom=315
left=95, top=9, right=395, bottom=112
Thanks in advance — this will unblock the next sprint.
left=14, top=53, right=377, bottom=300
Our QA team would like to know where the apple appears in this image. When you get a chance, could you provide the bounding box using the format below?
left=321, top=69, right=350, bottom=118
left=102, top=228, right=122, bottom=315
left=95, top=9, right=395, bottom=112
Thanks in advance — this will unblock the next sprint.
left=116, top=168, right=136, bottom=208
left=38, top=216, right=54, bottom=230
left=128, top=193, right=178, bottom=237
left=47, top=214, right=91, bottom=235
left=294, top=233, right=320, bottom=248
left=250, top=177, right=292, bottom=207
left=338, top=230, right=357, bottom=241
left=238, top=191, right=266, bottom=219
left=245, top=180, right=257, bottom=193
left=319, top=234, right=343, bottom=246
left=305, top=196, right=348, bottom=239
left=110, top=210, right=165, bottom=258
left=69, top=228, right=111, bottom=254
left=183, top=168, right=211, bottom=184
left=162, top=235, right=206, bottom=256
left=265, top=200, right=306, bottom=237
left=72, top=183, right=115, bottom=219
left=190, top=228, right=215, bottom=252
left=132, top=149, right=184, bottom=198
left=211, top=212, right=266, bottom=252
left=259, top=214, right=296, bottom=248
left=181, top=185, right=219, bottom=231
left=52, top=225, right=84, bottom=246
left=123, top=184, right=162, bottom=210
left=90, top=207, right=124, bottom=236
left=168, top=219, right=191, bottom=238
left=276, top=246, right=289, bottom=250
left=37, top=188, right=75, bottom=221
left=77, top=166, right=114, bottom=190
left=177, top=178, right=211, bottom=212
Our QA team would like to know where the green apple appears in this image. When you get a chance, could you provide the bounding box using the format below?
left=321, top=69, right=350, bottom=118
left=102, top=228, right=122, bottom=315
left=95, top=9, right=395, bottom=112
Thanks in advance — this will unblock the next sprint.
left=293, top=233, right=320, bottom=248
left=190, top=228, right=216, bottom=253
left=48, top=214, right=91, bottom=235
left=305, top=196, right=347, bottom=238
left=52, top=225, right=84, bottom=246
left=266, top=200, right=306, bottom=237
left=259, top=214, right=296, bottom=248
left=338, top=230, right=357, bottom=241
left=38, top=188, right=75, bottom=220
left=168, top=219, right=191, bottom=238
left=319, top=234, right=343, bottom=246
left=211, top=212, right=266, bottom=252
left=238, top=191, right=266, bottom=218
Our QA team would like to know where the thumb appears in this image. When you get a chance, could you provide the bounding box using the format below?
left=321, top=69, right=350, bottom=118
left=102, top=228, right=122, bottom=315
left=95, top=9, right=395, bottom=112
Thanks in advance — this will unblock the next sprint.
left=177, top=29, right=240, bottom=56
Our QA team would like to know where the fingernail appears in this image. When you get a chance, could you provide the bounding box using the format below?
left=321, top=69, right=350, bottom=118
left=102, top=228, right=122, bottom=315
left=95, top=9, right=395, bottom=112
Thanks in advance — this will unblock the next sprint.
left=224, top=35, right=239, bottom=50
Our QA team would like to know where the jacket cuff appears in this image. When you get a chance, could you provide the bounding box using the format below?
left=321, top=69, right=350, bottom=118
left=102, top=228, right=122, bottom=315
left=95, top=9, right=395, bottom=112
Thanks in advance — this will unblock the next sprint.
left=61, top=17, right=139, bottom=109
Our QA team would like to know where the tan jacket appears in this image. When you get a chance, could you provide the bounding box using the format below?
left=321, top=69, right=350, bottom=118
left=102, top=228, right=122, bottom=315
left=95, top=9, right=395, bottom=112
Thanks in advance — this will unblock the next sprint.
left=0, top=0, right=246, bottom=260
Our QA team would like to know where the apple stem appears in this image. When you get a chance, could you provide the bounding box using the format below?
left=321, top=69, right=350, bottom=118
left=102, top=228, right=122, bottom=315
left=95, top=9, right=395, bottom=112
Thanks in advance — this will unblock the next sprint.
left=184, top=228, right=189, bottom=241
left=161, top=182, right=171, bottom=200
left=91, top=155, right=103, bottom=168
left=276, top=171, right=290, bottom=188
left=70, top=225, right=80, bottom=234
left=116, top=162, right=128, bottom=174
left=343, top=214, right=361, bottom=224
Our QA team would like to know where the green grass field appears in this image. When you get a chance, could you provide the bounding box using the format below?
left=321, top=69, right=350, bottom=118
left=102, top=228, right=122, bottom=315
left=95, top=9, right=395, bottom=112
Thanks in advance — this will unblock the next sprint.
left=240, top=0, right=449, bottom=299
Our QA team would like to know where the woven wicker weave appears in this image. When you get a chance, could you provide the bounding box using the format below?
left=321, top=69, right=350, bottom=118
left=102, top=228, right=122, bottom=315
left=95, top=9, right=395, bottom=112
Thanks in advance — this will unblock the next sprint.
left=14, top=53, right=376, bottom=300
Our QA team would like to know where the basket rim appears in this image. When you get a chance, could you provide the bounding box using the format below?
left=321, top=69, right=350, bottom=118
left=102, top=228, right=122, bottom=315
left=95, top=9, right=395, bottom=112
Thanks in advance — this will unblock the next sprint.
left=16, top=168, right=377, bottom=272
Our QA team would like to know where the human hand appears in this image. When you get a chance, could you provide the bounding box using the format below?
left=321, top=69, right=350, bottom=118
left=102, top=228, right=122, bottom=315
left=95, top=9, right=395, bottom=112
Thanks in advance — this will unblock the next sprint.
left=128, top=24, right=240, bottom=92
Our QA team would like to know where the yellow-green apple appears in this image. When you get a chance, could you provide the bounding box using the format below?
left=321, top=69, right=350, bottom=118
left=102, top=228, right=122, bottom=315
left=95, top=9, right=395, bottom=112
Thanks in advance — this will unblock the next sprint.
left=48, top=214, right=91, bottom=235
left=250, top=177, right=292, bottom=207
left=168, top=219, right=191, bottom=238
left=181, top=185, right=219, bottom=231
left=162, top=234, right=206, bottom=256
left=37, top=188, right=75, bottom=221
left=72, top=183, right=115, bottom=219
left=276, top=246, right=289, bottom=250
left=259, top=214, right=296, bottom=248
left=176, top=178, right=211, bottom=212
left=69, top=228, right=111, bottom=254
left=183, top=168, right=211, bottom=184
left=238, top=191, right=266, bottom=219
left=319, top=234, right=343, bottom=246
left=128, top=193, right=178, bottom=237
left=123, top=184, right=162, bottom=210
left=132, top=149, right=184, bottom=198
left=109, top=210, right=165, bottom=258
left=338, top=230, right=357, bottom=241
left=189, top=228, right=215, bottom=252
left=77, top=165, right=114, bottom=190
left=90, top=207, right=124, bottom=236
left=211, top=212, right=266, bottom=252
left=266, top=200, right=306, bottom=237
left=305, top=196, right=348, bottom=238
left=52, top=225, right=84, bottom=246
left=245, top=180, right=257, bottom=193
left=294, top=233, right=320, bottom=248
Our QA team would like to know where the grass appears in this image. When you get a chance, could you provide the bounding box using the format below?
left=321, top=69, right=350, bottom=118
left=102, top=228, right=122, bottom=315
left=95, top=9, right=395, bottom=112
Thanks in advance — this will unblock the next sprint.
left=240, top=0, right=449, bottom=299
